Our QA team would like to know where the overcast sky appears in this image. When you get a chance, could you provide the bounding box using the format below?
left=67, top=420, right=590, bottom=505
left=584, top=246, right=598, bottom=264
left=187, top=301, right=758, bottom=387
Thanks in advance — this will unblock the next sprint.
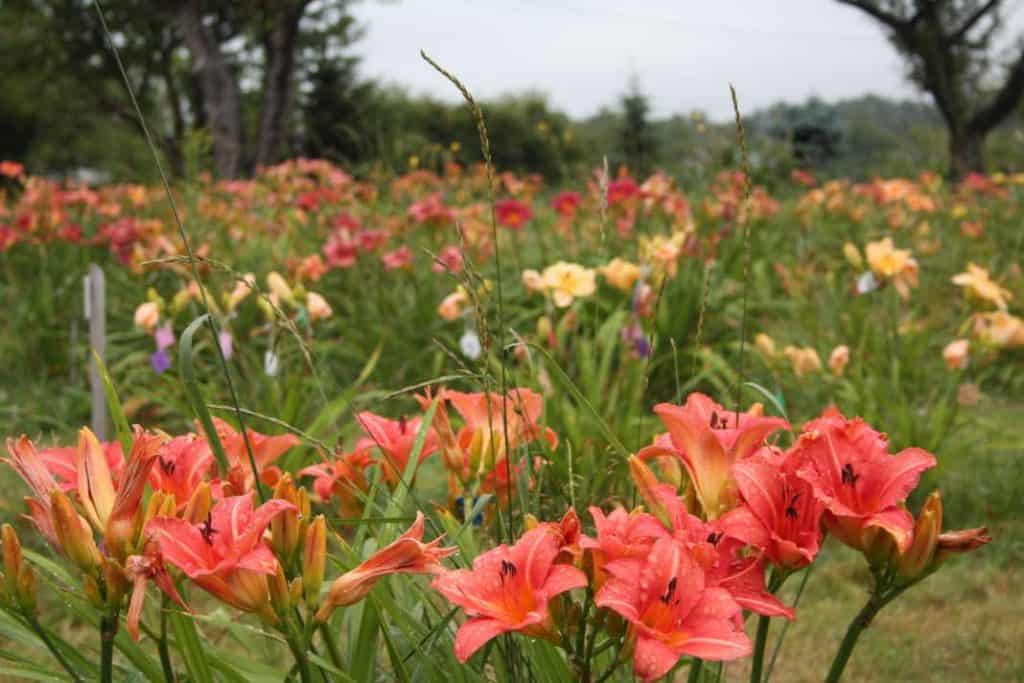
left=351, top=0, right=1024, bottom=121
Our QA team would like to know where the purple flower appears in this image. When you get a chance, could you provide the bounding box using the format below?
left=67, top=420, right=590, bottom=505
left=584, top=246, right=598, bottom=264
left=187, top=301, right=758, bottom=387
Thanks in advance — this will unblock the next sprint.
left=219, top=330, right=234, bottom=360
left=155, top=323, right=175, bottom=351
left=621, top=322, right=651, bottom=359
left=151, top=349, right=171, bottom=374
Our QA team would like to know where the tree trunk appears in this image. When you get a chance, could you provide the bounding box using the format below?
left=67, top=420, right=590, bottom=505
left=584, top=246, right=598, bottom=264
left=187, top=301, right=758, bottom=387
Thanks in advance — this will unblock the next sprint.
left=254, top=6, right=304, bottom=169
left=175, top=0, right=243, bottom=178
left=948, top=127, right=985, bottom=180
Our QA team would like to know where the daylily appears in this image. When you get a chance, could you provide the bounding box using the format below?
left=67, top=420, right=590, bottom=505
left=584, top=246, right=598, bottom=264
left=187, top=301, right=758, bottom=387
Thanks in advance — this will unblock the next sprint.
left=442, top=388, right=557, bottom=474
left=146, top=492, right=295, bottom=618
left=211, top=417, right=300, bottom=489
left=125, top=545, right=185, bottom=640
left=5, top=436, right=63, bottom=546
left=317, top=511, right=454, bottom=620
left=148, top=434, right=214, bottom=509
left=431, top=523, right=587, bottom=662
left=864, top=237, right=918, bottom=300
left=889, top=491, right=991, bottom=581
left=971, top=310, right=1024, bottom=348
left=637, top=393, right=788, bottom=519
left=795, top=408, right=936, bottom=555
left=495, top=198, right=533, bottom=229
left=35, top=439, right=125, bottom=494
left=599, top=258, right=642, bottom=293
left=580, top=506, right=666, bottom=588
left=541, top=261, right=597, bottom=308
left=951, top=263, right=1013, bottom=310
left=550, top=191, right=581, bottom=218
left=633, top=463, right=795, bottom=620
left=354, top=411, right=439, bottom=487
left=596, top=537, right=751, bottom=680
left=298, top=450, right=374, bottom=518
left=733, top=449, right=824, bottom=570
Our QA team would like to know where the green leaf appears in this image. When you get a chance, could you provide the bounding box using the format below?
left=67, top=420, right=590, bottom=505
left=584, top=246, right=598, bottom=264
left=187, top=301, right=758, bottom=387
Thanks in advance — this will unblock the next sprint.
left=168, top=609, right=214, bottom=683
left=178, top=314, right=230, bottom=475
left=92, top=350, right=133, bottom=455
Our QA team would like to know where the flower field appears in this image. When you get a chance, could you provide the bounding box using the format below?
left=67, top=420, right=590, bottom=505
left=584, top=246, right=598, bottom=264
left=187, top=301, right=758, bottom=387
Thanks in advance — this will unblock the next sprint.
left=1, top=154, right=1022, bottom=682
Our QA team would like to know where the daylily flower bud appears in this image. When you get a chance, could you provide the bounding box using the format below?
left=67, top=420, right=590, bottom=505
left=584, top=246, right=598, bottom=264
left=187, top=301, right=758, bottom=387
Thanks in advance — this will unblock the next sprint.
left=84, top=576, right=104, bottom=608
left=934, top=527, right=991, bottom=565
left=76, top=428, right=116, bottom=531
left=267, top=272, right=295, bottom=306
left=893, top=491, right=942, bottom=579
left=183, top=482, right=213, bottom=525
left=268, top=565, right=291, bottom=615
left=315, top=512, right=455, bottom=622
left=2, top=525, right=23, bottom=597
left=843, top=242, right=863, bottom=269
left=133, top=302, right=160, bottom=334
left=271, top=475, right=302, bottom=561
left=828, top=345, right=850, bottom=377
left=523, top=514, right=540, bottom=531
left=16, top=562, right=37, bottom=612
left=306, top=292, right=333, bottom=322
left=754, top=333, right=777, bottom=358
left=628, top=456, right=673, bottom=530
left=51, top=491, right=102, bottom=573
left=106, top=428, right=162, bottom=560
left=302, top=515, right=327, bottom=606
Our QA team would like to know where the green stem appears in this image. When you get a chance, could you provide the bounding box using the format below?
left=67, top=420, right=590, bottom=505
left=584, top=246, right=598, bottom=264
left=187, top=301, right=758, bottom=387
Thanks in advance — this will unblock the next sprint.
left=823, top=596, right=885, bottom=683
left=24, top=613, right=84, bottom=683
left=284, top=623, right=313, bottom=683
left=100, top=613, right=119, bottom=683
left=158, top=600, right=175, bottom=683
left=750, top=567, right=785, bottom=683
left=686, top=659, right=704, bottom=683
left=765, top=564, right=814, bottom=683
left=318, top=622, right=344, bottom=672
left=750, top=614, right=771, bottom=683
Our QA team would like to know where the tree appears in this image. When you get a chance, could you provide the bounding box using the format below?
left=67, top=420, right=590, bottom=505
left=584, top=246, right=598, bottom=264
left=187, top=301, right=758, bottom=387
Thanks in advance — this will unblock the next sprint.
left=837, top=0, right=1024, bottom=177
left=619, top=78, right=657, bottom=176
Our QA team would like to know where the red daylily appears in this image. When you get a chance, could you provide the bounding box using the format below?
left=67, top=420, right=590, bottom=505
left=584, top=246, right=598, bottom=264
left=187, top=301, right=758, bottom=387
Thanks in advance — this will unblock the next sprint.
left=146, top=492, right=294, bottom=617
left=596, top=537, right=751, bottom=681
left=550, top=191, right=581, bottom=218
left=638, top=393, right=788, bottom=519
left=733, top=448, right=824, bottom=570
left=298, top=450, right=374, bottom=518
left=431, top=523, right=587, bottom=662
left=5, top=435, right=62, bottom=545
left=212, top=417, right=300, bottom=473
left=794, top=408, right=936, bottom=554
left=316, top=511, right=455, bottom=620
left=495, top=198, right=533, bottom=230
left=354, top=411, right=439, bottom=487
left=381, top=245, right=414, bottom=271
left=606, top=177, right=639, bottom=205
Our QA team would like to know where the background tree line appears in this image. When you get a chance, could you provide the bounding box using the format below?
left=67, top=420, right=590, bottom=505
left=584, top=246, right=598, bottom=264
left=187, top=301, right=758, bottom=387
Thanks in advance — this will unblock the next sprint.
left=1, top=0, right=1022, bottom=184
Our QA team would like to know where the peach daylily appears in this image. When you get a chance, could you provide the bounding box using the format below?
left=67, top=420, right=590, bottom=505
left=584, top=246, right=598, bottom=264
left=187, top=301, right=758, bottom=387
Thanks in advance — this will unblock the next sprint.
left=865, top=237, right=918, bottom=300
left=599, top=258, right=642, bottom=293
left=541, top=261, right=597, bottom=308
left=943, top=339, right=970, bottom=370
left=971, top=311, right=1024, bottom=348
left=951, top=263, right=1013, bottom=310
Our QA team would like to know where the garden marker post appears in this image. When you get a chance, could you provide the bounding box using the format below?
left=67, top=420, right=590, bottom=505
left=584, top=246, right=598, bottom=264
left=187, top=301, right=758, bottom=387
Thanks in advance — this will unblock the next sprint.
left=85, top=263, right=109, bottom=440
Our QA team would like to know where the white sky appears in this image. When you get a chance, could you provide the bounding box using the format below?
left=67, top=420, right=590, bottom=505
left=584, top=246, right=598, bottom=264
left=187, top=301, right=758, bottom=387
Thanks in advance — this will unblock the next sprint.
left=352, top=0, right=1024, bottom=121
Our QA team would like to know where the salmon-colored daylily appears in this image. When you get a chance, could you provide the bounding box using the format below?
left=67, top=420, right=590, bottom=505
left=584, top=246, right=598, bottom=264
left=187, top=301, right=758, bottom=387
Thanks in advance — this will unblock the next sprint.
left=298, top=450, right=374, bottom=518
left=36, top=440, right=124, bottom=493
left=316, top=511, right=455, bottom=621
left=638, top=393, right=788, bottom=519
left=794, top=408, right=936, bottom=554
left=733, top=447, right=824, bottom=570
left=146, top=492, right=294, bottom=618
left=354, top=411, right=439, bottom=487
left=431, top=523, right=588, bottom=662
left=596, top=537, right=751, bottom=681
left=211, top=416, right=301, bottom=477
left=148, top=434, right=215, bottom=508
left=5, top=435, right=62, bottom=546
left=580, top=506, right=666, bottom=588
left=443, top=388, right=558, bottom=475
left=889, top=491, right=991, bottom=581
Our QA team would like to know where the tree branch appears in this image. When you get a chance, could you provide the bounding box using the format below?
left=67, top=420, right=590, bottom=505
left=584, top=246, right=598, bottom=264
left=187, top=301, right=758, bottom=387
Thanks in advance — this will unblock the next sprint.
left=836, top=0, right=912, bottom=30
left=969, top=46, right=1024, bottom=133
left=947, top=0, right=1002, bottom=44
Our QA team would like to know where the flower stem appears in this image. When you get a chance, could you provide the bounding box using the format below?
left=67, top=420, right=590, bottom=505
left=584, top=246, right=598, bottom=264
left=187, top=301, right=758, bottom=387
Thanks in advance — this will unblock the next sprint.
left=823, top=596, right=885, bottom=683
left=686, top=659, right=704, bottom=683
left=158, top=600, right=175, bottom=683
left=749, top=614, right=772, bottom=683
left=318, top=621, right=344, bottom=671
left=100, top=613, right=119, bottom=683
